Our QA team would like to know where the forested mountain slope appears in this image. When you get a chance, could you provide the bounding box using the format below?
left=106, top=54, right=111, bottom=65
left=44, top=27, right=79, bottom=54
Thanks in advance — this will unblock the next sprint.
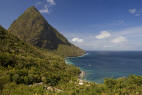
left=0, top=25, right=80, bottom=94
left=8, top=6, right=85, bottom=57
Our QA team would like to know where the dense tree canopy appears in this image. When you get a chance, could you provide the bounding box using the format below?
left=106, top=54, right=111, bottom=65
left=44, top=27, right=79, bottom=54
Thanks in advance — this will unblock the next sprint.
left=0, top=26, right=80, bottom=94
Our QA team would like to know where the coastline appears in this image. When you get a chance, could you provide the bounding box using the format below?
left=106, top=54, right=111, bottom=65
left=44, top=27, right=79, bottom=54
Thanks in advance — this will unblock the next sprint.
left=64, top=52, right=88, bottom=65
left=66, top=52, right=89, bottom=59
left=64, top=52, right=88, bottom=85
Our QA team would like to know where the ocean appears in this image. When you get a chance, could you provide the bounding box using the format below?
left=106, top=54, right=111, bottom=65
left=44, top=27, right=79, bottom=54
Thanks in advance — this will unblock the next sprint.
left=65, top=51, right=142, bottom=83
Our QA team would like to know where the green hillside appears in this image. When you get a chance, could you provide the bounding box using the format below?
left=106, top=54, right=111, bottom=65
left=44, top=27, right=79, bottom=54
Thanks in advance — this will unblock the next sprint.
left=8, top=6, right=85, bottom=57
left=0, top=25, right=80, bottom=94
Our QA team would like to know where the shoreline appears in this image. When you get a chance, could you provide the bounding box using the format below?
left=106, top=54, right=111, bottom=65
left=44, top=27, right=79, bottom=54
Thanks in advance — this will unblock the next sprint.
left=64, top=52, right=88, bottom=85
left=66, top=52, right=89, bottom=59
left=65, top=53, right=101, bottom=84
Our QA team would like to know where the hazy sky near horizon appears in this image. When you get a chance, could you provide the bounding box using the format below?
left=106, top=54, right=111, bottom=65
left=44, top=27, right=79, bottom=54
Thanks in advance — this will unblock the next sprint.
left=1, top=0, right=142, bottom=50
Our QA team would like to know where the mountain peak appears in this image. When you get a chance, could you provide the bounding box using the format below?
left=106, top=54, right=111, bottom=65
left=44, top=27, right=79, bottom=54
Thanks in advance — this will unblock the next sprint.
left=28, top=6, right=36, bottom=9
left=8, top=6, right=85, bottom=57
left=22, top=6, right=42, bottom=19
left=25, top=6, right=39, bottom=13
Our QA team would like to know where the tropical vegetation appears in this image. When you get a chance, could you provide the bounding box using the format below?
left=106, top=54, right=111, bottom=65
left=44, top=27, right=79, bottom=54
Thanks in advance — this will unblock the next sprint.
left=1, top=6, right=142, bottom=95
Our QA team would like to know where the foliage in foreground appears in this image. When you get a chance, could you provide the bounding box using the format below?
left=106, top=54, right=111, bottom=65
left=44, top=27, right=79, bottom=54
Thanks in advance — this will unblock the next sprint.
left=0, top=25, right=80, bottom=93
left=1, top=75, right=142, bottom=95
left=51, top=75, right=142, bottom=95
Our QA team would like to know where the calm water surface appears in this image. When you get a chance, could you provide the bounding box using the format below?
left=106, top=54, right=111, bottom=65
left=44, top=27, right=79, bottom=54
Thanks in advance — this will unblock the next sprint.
left=66, top=51, right=142, bottom=83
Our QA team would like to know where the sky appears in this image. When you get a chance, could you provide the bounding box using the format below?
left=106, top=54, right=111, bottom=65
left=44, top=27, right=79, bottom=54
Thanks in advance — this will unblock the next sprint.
left=0, top=0, right=142, bottom=51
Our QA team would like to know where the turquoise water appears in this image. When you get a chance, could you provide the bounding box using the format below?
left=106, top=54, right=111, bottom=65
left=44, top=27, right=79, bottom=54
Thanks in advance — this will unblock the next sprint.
left=66, top=51, right=142, bottom=83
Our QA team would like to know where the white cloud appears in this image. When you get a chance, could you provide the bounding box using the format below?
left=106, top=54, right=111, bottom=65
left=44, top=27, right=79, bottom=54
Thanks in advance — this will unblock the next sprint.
left=128, top=8, right=142, bottom=16
left=72, top=37, right=84, bottom=43
left=135, top=14, right=141, bottom=16
left=44, top=4, right=48, bottom=8
left=39, top=4, right=49, bottom=13
left=37, top=0, right=56, bottom=14
left=111, top=36, right=127, bottom=43
left=36, top=2, right=41, bottom=6
left=129, top=9, right=136, bottom=14
left=96, top=31, right=111, bottom=39
left=104, top=45, right=113, bottom=48
left=63, top=26, right=142, bottom=50
left=47, top=0, right=56, bottom=5
left=39, top=8, right=49, bottom=13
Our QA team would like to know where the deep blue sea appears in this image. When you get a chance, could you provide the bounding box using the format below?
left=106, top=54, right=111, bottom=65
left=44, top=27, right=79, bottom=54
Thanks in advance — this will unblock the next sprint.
left=65, top=51, right=142, bottom=83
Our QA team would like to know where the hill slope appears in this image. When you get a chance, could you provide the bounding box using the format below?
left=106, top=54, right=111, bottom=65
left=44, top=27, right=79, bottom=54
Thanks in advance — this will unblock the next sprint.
left=0, top=25, right=80, bottom=90
left=8, top=6, right=85, bottom=57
